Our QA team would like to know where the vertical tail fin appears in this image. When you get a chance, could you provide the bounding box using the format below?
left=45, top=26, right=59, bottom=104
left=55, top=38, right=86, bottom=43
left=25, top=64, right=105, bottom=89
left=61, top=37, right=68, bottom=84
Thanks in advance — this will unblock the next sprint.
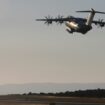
left=76, top=8, right=105, bottom=26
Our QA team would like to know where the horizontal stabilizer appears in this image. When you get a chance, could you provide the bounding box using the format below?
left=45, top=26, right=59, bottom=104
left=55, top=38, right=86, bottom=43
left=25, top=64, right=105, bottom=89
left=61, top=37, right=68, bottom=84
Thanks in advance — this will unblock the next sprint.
left=95, top=11, right=105, bottom=14
left=76, top=8, right=105, bottom=14
left=76, top=11, right=92, bottom=13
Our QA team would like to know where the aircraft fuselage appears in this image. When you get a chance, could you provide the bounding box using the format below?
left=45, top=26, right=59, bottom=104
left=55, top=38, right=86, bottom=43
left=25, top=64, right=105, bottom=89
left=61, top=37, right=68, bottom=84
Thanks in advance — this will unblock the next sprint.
left=65, top=21, right=92, bottom=34
left=65, top=8, right=95, bottom=34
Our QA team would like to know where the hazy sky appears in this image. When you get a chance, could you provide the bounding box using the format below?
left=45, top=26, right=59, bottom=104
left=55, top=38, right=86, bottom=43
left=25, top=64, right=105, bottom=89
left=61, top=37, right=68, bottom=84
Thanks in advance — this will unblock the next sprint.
left=0, top=0, right=105, bottom=85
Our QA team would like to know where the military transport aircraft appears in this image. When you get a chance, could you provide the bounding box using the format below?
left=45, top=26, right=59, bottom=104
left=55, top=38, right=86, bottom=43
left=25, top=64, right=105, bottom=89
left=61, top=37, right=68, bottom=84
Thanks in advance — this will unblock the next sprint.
left=36, top=8, right=105, bottom=34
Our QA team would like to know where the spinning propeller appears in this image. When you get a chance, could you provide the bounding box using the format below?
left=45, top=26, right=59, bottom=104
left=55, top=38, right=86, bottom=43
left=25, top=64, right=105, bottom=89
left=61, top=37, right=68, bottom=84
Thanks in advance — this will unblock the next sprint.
left=56, top=15, right=64, bottom=24
left=44, top=15, right=53, bottom=25
left=98, top=19, right=105, bottom=28
left=44, top=15, right=64, bottom=25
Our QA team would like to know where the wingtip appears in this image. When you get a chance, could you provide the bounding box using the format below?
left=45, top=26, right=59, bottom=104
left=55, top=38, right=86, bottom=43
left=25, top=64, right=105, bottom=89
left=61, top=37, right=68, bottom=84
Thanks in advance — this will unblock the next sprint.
left=36, top=19, right=40, bottom=21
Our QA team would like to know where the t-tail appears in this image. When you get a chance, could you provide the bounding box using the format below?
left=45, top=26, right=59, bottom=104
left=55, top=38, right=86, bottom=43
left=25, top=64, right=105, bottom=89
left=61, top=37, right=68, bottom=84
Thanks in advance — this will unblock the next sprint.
left=76, top=8, right=105, bottom=26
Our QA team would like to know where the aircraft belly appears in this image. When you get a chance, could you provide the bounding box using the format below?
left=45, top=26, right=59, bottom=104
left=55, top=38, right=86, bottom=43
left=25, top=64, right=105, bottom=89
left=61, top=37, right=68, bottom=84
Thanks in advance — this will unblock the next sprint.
left=65, top=22, right=79, bottom=30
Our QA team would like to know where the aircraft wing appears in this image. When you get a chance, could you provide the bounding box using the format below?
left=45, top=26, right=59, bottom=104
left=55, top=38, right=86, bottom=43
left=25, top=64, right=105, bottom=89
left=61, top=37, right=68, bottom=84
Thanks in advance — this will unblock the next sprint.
left=36, top=16, right=87, bottom=25
left=36, top=16, right=84, bottom=25
left=92, top=20, right=105, bottom=27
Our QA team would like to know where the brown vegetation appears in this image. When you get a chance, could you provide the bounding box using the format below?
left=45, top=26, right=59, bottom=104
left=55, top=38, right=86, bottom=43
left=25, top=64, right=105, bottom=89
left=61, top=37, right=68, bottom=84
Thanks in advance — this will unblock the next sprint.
left=0, top=95, right=105, bottom=105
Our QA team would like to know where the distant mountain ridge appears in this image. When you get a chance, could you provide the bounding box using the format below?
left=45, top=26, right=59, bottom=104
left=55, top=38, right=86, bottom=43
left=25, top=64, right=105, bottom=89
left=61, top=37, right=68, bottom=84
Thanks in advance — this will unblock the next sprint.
left=0, top=83, right=105, bottom=95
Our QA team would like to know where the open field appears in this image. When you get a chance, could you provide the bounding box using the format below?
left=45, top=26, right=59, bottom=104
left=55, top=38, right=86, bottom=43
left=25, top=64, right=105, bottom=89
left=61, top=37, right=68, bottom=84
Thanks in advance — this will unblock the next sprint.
left=0, top=95, right=105, bottom=105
